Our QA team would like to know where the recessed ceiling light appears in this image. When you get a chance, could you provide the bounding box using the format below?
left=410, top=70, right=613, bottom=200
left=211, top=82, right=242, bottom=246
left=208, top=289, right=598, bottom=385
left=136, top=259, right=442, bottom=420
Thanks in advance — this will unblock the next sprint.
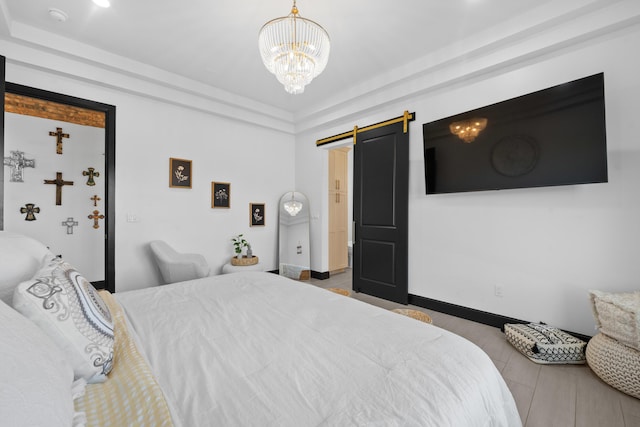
left=48, top=8, right=68, bottom=22
left=92, top=0, right=111, bottom=8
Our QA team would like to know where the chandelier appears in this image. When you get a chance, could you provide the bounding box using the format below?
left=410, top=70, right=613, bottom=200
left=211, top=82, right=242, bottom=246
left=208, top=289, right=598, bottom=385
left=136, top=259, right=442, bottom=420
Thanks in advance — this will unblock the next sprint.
left=449, top=118, right=488, bottom=143
left=258, top=1, right=330, bottom=94
left=283, top=192, right=303, bottom=216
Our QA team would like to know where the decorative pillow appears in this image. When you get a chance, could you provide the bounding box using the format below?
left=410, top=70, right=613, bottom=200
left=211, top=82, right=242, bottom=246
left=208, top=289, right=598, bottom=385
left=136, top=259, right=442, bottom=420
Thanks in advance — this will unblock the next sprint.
left=504, top=323, right=586, bottom=364
left=590, top=290, right=640, bottom=350
left=0, top=297, right=76, bottom=426
left=0, top=231, right=54, bottom=305
left=13, top=256, right=114, bottom=383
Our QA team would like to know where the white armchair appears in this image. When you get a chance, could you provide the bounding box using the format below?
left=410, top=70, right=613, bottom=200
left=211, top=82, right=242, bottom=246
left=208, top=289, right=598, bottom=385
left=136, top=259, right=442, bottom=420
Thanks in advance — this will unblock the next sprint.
left=148, top=240, right=210, bottom=284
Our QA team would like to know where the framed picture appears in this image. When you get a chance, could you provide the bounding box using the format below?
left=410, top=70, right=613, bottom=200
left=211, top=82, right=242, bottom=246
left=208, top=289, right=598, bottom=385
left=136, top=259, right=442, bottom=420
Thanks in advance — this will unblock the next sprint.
left=250, top=202, right=265, bottom=226
left=211, top=182, right=231, bottom=208
left=169, top=158, right=192, bottom=188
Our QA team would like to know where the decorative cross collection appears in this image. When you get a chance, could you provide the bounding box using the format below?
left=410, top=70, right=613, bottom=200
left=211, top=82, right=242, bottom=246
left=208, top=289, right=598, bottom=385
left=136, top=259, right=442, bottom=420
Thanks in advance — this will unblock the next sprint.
left=44, top=172, right=74, bottom=206
left=15, top=128, right=107, bottom=235
left=20, top=203, right=40, bottom=221
left=88, top=210, right=105, bottom=229
left=49, top=127, right=69, bottom=155
left=82, top=167, right=100, bottom=186
left=3, top=151, right=35, bottom=182
left=61, top=217, right=79, bottom=234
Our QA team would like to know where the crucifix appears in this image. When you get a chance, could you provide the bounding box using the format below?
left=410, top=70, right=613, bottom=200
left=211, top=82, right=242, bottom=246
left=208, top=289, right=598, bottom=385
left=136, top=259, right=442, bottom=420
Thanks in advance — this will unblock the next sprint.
left=82, top=167, right=100, bottom=186
left=61, top=217, right=79, bottom=234
left=88, top=210, right=105, bottom=229
left=3, top=151, right=35, bottom=182
left=20, top=203, right=40, bottom=221
left=49, top=127, right=69, bottom=155
left=44, top=172, right=74, bottom=206
left=91, top=194, right=101, bottom=207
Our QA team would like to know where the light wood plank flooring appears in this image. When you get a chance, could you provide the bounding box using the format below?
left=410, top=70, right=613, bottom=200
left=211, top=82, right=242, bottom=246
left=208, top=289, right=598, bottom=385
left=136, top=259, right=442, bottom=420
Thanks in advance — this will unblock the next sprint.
left=309, top=270, right=640, bottom=427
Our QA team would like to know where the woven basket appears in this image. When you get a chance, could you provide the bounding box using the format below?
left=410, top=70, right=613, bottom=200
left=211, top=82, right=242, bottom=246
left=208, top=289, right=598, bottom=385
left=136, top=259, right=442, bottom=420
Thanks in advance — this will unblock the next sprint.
left=586, top=333, right=640, bottom=399
left=230, top=256, right=259, bottom=266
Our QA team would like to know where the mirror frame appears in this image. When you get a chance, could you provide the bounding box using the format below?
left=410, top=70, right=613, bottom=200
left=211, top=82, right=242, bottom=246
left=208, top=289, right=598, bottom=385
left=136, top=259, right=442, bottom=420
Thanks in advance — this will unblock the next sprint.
left=0, top=57, right=117, bottom=292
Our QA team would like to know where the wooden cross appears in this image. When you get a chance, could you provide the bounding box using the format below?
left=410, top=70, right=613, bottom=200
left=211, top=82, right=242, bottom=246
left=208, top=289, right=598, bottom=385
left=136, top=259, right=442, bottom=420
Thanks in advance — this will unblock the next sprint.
left=20, top=203, right=40, bottom=221
left=88, top=210, right=105, bottom=229
left=91, top=194, right=101, bottom=207
left=3, top=150, right=35, bottom=182
left=44, top=172, right=74, bottom=206
left=61, top=217, right=79, bottom=234
left=82, top=167, right=100, bottom=186
left=49, top=127, right=69, bottom=155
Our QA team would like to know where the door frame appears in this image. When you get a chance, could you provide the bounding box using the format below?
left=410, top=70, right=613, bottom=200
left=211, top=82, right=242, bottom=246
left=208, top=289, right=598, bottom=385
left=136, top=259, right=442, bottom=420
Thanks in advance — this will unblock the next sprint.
left=327, top=146, right=351, bottom=273
left=0, top=57, right=117, bottom=292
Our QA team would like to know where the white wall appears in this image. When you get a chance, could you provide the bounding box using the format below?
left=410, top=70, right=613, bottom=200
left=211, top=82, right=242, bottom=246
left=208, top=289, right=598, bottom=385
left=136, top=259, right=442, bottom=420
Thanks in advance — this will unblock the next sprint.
left=297, top=23, right=640, bottom=336
left=4, top=63, right=295, bottom=292
left=4, top=113, right=105, bottom=280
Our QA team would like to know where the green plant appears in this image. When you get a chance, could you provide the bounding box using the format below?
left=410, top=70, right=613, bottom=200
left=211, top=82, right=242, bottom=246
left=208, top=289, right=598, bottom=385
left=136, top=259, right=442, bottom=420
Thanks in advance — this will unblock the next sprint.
left=231, top=234, right=248, bottom=255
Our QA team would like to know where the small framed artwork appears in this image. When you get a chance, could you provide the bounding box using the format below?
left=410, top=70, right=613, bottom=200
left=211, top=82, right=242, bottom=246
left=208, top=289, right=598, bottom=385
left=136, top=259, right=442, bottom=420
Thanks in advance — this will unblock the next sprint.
left=250, top=202, right=265, bottom=226
left=169, top=158, right=192, bottom=188
left=211, top=182, right=231, bottom=208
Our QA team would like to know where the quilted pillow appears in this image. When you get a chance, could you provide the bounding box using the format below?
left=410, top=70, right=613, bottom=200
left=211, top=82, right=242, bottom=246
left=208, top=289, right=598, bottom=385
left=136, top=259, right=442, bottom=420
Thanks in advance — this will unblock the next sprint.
left=590, top=290, right=640, bottom=350
left=13, top=256, right=114, bottom=383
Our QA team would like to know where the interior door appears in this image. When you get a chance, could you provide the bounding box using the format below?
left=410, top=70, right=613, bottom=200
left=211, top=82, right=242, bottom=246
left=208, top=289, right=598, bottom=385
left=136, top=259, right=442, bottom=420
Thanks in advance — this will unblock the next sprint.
left=353, top=121, right=409, bottom=304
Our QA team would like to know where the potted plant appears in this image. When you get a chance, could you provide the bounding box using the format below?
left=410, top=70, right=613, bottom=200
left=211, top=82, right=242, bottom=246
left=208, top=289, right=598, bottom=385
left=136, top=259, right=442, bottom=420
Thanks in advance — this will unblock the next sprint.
left=231, top=234, right=248, bottom=259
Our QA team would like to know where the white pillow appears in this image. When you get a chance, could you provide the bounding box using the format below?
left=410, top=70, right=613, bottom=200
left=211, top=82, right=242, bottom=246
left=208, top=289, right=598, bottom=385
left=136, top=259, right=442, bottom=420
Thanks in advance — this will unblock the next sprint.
left=13, top=256, right=114, bottom=383
left=0, top=231, right=53, bottom=305
left=0, top=298, right=76, bottom=426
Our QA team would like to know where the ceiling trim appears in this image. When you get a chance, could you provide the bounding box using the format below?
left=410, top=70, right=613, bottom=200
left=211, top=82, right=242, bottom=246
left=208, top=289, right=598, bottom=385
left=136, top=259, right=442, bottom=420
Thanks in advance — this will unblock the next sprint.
left=1, top=0, right=639, bottom=137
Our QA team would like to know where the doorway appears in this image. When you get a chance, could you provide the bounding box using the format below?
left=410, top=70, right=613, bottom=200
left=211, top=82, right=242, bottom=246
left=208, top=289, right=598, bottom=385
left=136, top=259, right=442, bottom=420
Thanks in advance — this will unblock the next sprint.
left=328, top=146, right=351, bottom=273
left=0, top=57, right=116, bottom=291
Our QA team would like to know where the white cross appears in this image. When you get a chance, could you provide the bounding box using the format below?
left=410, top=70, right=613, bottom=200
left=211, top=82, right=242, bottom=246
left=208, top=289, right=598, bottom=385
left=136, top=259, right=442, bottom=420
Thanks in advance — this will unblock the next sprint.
left=61, top=217, right=79, bottom=234
left=3, top=151, right=35, bottom=182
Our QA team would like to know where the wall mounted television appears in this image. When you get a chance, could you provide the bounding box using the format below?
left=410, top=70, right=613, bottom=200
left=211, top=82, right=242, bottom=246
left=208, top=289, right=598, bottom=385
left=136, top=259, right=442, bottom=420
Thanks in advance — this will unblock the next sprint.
left=422, top=73, right=608, bottom=195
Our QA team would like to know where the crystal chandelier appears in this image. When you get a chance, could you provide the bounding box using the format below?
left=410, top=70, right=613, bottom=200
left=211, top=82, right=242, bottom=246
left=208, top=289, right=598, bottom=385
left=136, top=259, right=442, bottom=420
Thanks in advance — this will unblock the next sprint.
left=258, top=1, right=330, bottom=94
left=449, top=118, right=488, bottom=143
left=283, top=192, right=303, bottom=216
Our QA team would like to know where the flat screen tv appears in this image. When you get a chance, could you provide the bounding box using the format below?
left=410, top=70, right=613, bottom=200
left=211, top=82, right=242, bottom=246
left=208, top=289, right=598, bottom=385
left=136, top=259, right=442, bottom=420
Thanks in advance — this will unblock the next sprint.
left=422, top=73, right=608, bottom=195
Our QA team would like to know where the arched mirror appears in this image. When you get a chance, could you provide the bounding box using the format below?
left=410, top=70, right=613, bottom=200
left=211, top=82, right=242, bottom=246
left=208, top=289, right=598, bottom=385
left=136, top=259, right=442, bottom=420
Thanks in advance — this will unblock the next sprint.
left=278, top=191, right=310, bottom=280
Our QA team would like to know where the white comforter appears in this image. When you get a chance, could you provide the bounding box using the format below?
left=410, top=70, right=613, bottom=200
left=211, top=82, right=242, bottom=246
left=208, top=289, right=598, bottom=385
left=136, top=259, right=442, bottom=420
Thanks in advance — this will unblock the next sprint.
left=115, top=272, right=521, bottom=427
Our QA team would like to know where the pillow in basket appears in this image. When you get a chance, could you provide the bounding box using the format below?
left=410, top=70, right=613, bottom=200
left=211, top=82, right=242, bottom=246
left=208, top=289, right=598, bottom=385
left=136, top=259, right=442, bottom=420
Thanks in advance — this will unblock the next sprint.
left=590, top=290, right=640, bottom=351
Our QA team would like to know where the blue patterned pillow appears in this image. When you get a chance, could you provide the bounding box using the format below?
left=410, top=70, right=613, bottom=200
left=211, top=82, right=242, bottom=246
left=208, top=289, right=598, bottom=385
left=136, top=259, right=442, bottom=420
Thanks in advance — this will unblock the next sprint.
left=13, top=256, right=114, bottom=383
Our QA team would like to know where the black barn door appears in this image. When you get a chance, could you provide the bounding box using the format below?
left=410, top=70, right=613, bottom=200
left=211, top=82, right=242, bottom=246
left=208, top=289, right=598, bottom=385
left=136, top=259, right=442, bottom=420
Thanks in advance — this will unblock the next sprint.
left=353, top=121, right=409, bottom=304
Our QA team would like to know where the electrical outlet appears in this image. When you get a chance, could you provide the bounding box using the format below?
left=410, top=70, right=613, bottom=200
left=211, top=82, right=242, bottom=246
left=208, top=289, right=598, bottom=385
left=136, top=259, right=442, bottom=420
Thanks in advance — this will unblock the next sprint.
left=494, top=285, right=504, bottom=297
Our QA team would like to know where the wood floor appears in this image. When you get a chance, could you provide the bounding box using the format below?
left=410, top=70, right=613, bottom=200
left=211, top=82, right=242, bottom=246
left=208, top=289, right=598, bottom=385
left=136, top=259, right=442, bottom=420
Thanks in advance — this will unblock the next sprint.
left=309, top=270, right=640, bottom=427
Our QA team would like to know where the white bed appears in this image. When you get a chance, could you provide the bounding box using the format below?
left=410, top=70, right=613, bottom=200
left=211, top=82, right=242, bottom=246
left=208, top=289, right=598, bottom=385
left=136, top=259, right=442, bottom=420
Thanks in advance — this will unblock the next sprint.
left=0, top=232, right=521, bottom=426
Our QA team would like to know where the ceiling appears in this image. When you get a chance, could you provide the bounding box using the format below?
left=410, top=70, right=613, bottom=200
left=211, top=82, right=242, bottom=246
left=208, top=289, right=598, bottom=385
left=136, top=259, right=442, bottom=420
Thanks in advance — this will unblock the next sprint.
left=0, top=0, right=611, bottom=117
